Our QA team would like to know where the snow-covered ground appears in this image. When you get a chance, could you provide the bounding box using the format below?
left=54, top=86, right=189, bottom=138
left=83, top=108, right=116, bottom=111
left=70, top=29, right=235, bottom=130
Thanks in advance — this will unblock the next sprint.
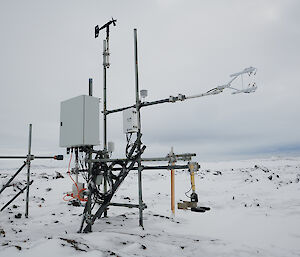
left=0, top=156, right=300, bottom=257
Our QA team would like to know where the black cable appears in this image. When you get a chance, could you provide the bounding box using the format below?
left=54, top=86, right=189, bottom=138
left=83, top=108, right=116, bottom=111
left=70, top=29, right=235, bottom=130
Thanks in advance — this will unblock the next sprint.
left=184, top=185, right=192, bottom=199
left=125, top=133, right=133, bottom=158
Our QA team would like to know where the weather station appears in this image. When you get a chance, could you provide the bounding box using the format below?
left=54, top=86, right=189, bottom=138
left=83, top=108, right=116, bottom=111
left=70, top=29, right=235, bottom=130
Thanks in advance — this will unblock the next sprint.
left=58, top=18, right=258, bottom=233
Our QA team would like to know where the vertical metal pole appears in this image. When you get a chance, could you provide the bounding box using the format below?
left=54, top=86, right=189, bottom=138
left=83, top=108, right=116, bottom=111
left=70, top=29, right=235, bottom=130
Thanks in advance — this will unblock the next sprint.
left=87, top=78, right=93, bottom=210
left=80, top=151, right=93, bottom=233
left=171, top=167, right=175, bottom=214
left=87, top=78, right=94, bottom=222
left=169, top=147, right=175, bottom=214
left=134, top=28, right=143, bottom=227
left=89, top=78, right=93, bottom=96
left=25, top=124, right=32, bottom=218
left=103, top=39, right=108, bottom=217
left=87, top=151, right=92, bottom=227
left=103, top=39, right=108, bottom=152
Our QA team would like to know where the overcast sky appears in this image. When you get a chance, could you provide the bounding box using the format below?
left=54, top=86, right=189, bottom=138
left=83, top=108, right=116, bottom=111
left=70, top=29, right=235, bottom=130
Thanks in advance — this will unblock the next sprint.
left=0, top=0, right=299, bottom=161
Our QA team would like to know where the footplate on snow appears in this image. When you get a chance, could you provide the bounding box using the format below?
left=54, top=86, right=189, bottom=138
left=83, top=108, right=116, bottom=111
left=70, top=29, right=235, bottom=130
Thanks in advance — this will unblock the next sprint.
left=177, top=201, right=197, bottom=209
left=177, top=201, right=210, bottom=213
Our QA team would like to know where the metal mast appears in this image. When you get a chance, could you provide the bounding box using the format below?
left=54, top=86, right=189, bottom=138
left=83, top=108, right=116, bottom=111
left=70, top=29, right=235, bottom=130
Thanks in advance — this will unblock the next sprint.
left=95, top=18, right=116, bottom=152
left=25, top=124, right=32, bottom=218
left=134, top=28, right=144, bottom=227
left=103, top=38, right=108, bottom=152
left=95, top=18, right=117, bottom=217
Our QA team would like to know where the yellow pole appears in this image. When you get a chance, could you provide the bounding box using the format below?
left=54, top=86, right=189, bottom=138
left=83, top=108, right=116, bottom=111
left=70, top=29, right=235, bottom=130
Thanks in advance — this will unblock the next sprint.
left=190, top=171, right=195, bottom=192
left=171, top=162, right=175, bottom=214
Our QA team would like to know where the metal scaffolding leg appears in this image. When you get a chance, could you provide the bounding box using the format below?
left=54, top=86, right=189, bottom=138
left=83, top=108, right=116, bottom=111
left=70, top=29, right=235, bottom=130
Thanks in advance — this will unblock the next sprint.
left=1, top=180, right=33, bottom=212
left=79, top=134, right=145, bottom=233
left=0, top=162, right=26, bottom=195
left=25, top=124, right=32, bottom=218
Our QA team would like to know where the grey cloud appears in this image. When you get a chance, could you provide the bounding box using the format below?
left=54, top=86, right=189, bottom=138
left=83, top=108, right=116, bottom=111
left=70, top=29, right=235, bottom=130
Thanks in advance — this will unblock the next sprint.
left=0, top=0, right=299, bottom=162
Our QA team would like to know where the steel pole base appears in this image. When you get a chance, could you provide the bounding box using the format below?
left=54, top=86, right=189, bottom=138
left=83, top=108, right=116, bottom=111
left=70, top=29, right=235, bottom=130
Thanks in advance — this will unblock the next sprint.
left=83, top=224, right=92, bottom=233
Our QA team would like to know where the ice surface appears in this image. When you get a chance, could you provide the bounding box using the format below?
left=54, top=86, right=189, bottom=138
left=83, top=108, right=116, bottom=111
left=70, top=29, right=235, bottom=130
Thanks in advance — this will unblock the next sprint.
left=0, top=156, right=299, bottom=256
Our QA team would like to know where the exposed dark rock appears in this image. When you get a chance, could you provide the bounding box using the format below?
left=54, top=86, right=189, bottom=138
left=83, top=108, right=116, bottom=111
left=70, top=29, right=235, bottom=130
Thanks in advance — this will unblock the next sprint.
left=0, top=228, right=5, bottom=237
left=59, top=237, right=89, bottom=252
left=55, top=172, right=64, bottom=179
left=15, top=213, right=22, bottom=219
left=14, top=245, right=22, bottom=251
left=68, top=200, right=81, bottom=207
